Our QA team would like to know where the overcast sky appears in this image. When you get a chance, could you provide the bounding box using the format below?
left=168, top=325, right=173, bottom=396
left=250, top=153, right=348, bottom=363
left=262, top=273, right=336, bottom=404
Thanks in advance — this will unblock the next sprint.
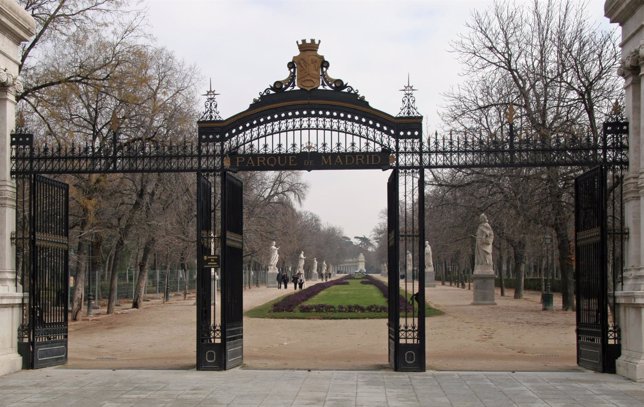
left=143, top=0, right=611, bottom=240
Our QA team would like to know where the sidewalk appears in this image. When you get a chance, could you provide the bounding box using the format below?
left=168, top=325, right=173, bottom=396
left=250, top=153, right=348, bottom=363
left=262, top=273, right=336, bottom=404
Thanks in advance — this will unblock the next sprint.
left=0, top=368, right=643, bottom=407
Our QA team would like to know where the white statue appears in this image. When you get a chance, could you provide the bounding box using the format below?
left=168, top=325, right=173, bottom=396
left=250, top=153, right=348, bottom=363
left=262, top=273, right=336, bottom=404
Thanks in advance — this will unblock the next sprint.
left=269, top=241, right=279, bottom=267
left=475, top=213, right=494, bottom=265
left=357, top=253, right=366, bottom=272
left=425, top=241, right=433, bottom=270
left=322, top=260, right=327, bottom=274
left=312, top=257, right=318, bottom=274
left=406, top=250, right=413, bottom=274
left=297, top=251, right=306, bottom=274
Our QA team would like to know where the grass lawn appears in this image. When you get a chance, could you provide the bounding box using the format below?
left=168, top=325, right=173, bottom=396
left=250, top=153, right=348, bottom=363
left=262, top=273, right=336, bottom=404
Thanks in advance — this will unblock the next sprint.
left=246, top=277, right=442, bottom=319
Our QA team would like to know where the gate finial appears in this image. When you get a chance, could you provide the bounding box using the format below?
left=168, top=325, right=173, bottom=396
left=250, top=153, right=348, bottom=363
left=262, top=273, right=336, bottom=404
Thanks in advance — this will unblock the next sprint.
left=200, top=79, right=222, bottom=121
left=398, top=75, right=420, bottom=117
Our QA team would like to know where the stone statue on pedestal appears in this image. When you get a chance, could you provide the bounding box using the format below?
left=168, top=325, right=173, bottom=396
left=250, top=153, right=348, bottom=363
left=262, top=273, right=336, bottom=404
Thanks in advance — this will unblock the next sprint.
left=475, top=214, right=494, bottom=268
left=267, top=241, right=280, bottom=287
left=297, top=251, right=306, bottom=274
left=472, top=213, right=496, bottom=305
left=406, top=250, right=413, bottom=277
left=269, top=241, right=279, bottom=269
left=357, top=253, right=366, bottom=273
left=425, top=241, right=433, bottom=269
left=311, top=257, right=318, bottom=281
left=425, top=241, right=436, bottom=287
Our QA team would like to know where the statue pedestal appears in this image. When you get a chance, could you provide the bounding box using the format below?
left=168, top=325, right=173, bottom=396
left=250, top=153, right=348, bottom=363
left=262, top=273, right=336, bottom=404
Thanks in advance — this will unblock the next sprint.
left=311, top=271, right=318, bottom=281
left=472, top=265, right=496, bottom=305
left=425, top=266, right=436, bottom=287
left=267, top=266, right=278, bottom=288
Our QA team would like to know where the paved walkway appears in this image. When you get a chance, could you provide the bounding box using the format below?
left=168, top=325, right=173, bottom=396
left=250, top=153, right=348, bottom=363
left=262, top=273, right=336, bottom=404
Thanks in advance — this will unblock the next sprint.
left=1, top=368, right=643, bottom=407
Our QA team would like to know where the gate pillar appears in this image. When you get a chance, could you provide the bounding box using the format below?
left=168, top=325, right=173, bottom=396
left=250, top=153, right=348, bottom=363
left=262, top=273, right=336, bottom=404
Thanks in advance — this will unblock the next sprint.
left=606, top=0, right=644, bottom=381
left=0, top=3, right=35, bottom=376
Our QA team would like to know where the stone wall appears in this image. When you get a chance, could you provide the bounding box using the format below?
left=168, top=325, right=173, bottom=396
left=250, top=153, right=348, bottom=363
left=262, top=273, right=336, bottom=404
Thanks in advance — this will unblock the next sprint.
left=605, top=0, right=644, bottom=382
left=0, top=0, right=34, bottom=377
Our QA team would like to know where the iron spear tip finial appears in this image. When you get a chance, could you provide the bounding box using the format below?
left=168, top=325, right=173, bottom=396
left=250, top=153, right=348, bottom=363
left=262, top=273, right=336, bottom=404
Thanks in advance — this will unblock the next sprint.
left=202, top=78, right=220, bottom=98
left=397, top=75, right=420, bottom=117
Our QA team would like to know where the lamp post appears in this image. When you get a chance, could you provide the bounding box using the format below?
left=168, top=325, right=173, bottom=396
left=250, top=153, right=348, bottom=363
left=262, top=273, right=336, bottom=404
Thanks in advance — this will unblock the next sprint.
left=542, top=233, right=554, bottom=310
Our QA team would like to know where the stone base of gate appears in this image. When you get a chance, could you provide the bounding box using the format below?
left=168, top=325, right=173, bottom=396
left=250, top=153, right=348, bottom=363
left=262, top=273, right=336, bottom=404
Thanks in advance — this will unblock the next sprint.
left=616, top=291, right=644, bottom=381
left=0, top=292, right=24, bottom=376
left=472, top=272, right=496, bottom=305
left=311, top=271, right=318, bottom=281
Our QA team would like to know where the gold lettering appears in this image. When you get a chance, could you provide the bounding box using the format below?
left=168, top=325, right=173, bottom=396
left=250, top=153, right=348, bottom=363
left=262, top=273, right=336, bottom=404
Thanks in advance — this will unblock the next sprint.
left=371, top=154, right=381, bottom=165
left=334, top=156, right=343, bottom=165
left=345, top=155, right=355, bottom=166
left=267, top=156, right=277, bottom=167
left=247, top=156, right=255, bottom=166
left=235, top=156, right=245, bottom=167
left=322, top=155, right=331, bottom=165
left=356, top=154, right=365, bottom=165
left=257, top=156, right=266, bottom=167
left=289, top=156, right=297, bottom=166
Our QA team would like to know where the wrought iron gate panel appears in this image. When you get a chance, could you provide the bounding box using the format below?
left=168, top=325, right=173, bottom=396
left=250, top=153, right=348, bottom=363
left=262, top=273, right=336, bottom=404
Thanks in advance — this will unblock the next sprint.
left=575, top=166, right=620, bottom=373
left=387, top=169, right=400, bottom=369
left=221, top=172, right=244, bottom=369
left=18, top=175, right=69, bottom=369
left=196, top=172, right=223, bottom=370
left=388, top=168, right=425, bottom=372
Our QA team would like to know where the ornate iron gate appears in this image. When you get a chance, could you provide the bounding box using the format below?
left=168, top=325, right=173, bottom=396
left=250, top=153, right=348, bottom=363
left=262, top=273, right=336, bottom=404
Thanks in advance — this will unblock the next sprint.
left=575, top=165, right=621, bottom=373
left=220, top=172, right=244, bottom=369
left=387, top=169, right=425, bottom=371
left=387, top=169, right=400, bottom=369
left=196, top=172, right=223, bottom=369
left=17, top=175, right=69, bottom=368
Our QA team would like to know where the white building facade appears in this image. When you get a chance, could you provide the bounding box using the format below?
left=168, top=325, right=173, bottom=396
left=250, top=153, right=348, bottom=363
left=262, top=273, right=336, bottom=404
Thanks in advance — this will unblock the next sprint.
left=606, top=0, right=644, bottom=382
left=0, top=0, right=35, bottom=376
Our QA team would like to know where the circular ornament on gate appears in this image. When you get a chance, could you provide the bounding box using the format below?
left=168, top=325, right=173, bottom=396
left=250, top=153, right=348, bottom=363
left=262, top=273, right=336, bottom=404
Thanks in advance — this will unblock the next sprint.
left=404, top=351, right=416, bottom=364
left=206, top=350, right=216, bottom=363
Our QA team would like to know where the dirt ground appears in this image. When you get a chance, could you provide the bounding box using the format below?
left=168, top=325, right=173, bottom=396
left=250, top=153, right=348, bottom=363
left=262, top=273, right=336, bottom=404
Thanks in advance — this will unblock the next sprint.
left=66, top=280, right=578, bottom=371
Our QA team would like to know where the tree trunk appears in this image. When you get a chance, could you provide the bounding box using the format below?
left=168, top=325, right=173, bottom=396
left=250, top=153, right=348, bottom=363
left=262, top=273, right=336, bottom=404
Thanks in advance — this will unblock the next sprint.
left=132, top=236, right=155, bottom=309
left=499, top=247, right=505, bottom=297
left=107, top=178, right=148, bottom=314
left=70, top=239, right=88, bottom=321
left=513, top=238, right=526, bottom=299
left=547, top=168, right=575, bottom=310
left=180, top=251, right=188, bottom=300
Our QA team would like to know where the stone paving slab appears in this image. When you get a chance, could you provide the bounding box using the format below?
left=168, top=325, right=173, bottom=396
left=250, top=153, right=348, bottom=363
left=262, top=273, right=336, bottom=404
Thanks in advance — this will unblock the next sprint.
left=0, top=369, right=643, bottom=407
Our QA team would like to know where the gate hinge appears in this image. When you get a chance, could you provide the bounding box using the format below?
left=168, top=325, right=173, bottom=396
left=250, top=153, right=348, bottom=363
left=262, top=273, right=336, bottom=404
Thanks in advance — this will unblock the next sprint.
left=10, top=231, right=15, bottom=246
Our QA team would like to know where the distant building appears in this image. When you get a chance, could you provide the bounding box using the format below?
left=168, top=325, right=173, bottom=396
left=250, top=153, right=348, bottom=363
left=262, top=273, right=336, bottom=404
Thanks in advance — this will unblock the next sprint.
left=337, top=253, right=366, bottom=274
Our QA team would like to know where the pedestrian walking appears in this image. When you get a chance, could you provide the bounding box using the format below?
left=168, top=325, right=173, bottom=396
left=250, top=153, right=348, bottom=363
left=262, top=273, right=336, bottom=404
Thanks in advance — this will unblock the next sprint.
left=282, top=273, right=289, bottom=289
left=276, top=272, right=282, bottom=289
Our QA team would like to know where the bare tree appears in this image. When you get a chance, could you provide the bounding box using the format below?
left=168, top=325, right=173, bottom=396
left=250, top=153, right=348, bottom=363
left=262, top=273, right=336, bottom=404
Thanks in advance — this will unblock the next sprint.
left=444, top=0, right=620, bottom=309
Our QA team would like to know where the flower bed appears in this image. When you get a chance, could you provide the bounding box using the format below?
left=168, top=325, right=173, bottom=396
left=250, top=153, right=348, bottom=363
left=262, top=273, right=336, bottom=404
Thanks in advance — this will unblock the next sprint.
left=364, top=274, right=414, bottom=312
left=298, top=304, right=387, bottom=313
left=271, top=276, right=350, bottom=312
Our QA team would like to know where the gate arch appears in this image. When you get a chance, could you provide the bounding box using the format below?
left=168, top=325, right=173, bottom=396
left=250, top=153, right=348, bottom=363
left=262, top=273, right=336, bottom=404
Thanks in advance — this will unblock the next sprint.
left=195, top=40, right=426, bottom=371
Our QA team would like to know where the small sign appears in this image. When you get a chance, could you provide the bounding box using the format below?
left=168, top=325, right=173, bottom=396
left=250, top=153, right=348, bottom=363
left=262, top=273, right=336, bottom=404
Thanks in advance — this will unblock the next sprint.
left=204, top=255, right=220, bottom=268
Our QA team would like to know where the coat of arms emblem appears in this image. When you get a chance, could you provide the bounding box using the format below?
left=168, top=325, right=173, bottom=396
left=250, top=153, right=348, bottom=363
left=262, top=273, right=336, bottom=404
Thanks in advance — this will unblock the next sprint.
left=293, top=39, right=323, bottom=91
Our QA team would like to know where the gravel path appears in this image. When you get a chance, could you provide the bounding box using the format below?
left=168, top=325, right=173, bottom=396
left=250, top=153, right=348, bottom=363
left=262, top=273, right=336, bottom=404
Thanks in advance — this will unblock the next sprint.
left=66, top=280, right=577, bottom=371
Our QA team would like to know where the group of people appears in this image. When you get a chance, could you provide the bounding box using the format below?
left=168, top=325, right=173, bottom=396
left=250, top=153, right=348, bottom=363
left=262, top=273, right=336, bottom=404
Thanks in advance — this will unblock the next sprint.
left=276, top=271, right=304, bottom=290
